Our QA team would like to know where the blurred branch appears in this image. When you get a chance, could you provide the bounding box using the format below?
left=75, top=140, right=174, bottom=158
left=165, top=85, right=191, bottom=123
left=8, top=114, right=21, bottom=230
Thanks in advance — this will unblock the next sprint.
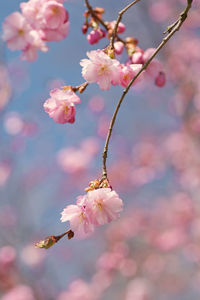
left=102, top=0, right=193, bottom=180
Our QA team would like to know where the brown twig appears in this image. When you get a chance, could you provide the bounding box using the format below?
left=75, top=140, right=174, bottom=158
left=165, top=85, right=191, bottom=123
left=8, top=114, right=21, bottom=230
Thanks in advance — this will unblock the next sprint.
left=35, top=230, right=74, bottom=249
left=85, top=0, right=108, bottom=30
left=102, top=0, right=193, bottom=179
left=84, top=0, right=125, bottom=44
left=110, top=0, right=141, bottom=49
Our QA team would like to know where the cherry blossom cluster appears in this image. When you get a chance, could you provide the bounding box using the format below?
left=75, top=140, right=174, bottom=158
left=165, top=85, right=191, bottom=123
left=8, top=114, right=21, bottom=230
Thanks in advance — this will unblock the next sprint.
left=61, top=180, right=123, bottom=239
left=43, top=48, right=165, bottom=124
left=80, top=47, right=166, bottom=90
left=82, top=5, right=166, bottom=87
left=2, top=0, right=69, bottom=61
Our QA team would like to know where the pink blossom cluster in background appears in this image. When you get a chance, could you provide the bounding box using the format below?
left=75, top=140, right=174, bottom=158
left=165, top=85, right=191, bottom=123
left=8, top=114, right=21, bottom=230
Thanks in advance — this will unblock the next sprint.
left=57, top=137, right=99, bottom=174
left=61, top=188, right=123, bottom=238
left=2, top=0, right=69, bottom=61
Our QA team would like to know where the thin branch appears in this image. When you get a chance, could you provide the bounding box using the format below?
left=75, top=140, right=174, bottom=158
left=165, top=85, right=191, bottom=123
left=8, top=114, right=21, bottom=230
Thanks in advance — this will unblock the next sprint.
left=84, top=0, right=125, bottom=44
left=35, top=230, right=74, bottom=249
left=102, top=0, right=193, bottom=179
left=85, top=0, right=108, bottom=30
left=110, top=0, right=141, bottom=49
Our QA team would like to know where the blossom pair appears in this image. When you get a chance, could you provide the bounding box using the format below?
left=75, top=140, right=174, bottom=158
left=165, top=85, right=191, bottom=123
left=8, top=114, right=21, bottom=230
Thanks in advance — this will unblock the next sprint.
left=80, top=49, right=166, bottom=90
left=2, top=0, right=69, bottom=61
left=80, top=50, right=142, bottom=90
left=61, top=188, right=123, bottom=239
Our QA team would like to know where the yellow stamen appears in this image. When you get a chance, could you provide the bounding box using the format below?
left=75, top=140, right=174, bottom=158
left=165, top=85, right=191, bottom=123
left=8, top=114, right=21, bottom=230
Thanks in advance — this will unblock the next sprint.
left=97, top=202, right=103, bottom=211
left=79, top=212, right=85, bottom=224
left=64, top=105, right=69, bottom=114
left=18, top=29, right=24, bottom=36
left=98, top=65, right=108, bottom=76
left=123, top=74, right=131, bottom=82
left=52, top=6, right=59, bottom=14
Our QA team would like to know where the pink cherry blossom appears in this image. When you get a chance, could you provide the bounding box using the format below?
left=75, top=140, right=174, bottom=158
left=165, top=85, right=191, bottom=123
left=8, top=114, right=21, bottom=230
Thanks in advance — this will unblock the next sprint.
left=120, top=64, right=142, bottom=87
left=42, top=20, right=69, bottom=42
left=2, top=12, right=33, bottom=50
left=61, top=199, right=95, bottom=239
left=20, top=0, right=45, bottom=26
left=80, top=50, right=121, bottom=90
left=21, top=30, right=48, bottom=61
left=86, top=188, right=123, bottom=226
left=43, top=88, right=81, bottom=124
left=38, top=1, right=67, bottom=30
left=3, top=0, right=69, bottom=60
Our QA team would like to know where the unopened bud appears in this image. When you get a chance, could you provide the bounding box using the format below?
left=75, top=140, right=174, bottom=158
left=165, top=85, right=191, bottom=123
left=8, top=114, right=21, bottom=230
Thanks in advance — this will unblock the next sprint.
left=85, top=179, right=100, bottom=192
left=35, top=236, right=57, bottom=249
left=82, top=24, right=88, bottom=34
left=94, top=7, right=105, bottom=14
left=83, top=11, right=90, bottom=18
left=126, top=37, right=138, bottom=45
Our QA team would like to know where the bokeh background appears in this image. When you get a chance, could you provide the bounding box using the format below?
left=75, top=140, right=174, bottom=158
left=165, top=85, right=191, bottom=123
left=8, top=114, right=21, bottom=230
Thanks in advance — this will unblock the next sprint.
left=0, top=0, right=200, bottom=299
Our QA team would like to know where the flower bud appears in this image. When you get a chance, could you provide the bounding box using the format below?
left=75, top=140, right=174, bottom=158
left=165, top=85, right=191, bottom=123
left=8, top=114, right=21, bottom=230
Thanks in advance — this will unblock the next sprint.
left=35, top=236, right=57, bottom=249
left=126, top=37, right=138, bottom=45
left=82, top=24, right=88, bottom=34
left=155, top=71, right=166, bottom=87
left=87, top=30, right=101, bottom=44
left=117, top=22, right=126, bottom=34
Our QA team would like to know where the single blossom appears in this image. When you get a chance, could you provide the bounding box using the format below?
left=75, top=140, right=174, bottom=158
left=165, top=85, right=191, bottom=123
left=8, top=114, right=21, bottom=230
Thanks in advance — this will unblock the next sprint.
left=38, top=0, right=67, bottom=30
left=43, top=88, right=81, bottom=124
left=85, top=188, right=123, bottom=226
left=80, top=50, right=121, bottom=90
left=42, top=20, right=69, bottom=42
left=120, top=64, right=142, bottom=87
left=61, top=197, right=95, bottom=239
left=2, top=12, right=33, bottom=50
